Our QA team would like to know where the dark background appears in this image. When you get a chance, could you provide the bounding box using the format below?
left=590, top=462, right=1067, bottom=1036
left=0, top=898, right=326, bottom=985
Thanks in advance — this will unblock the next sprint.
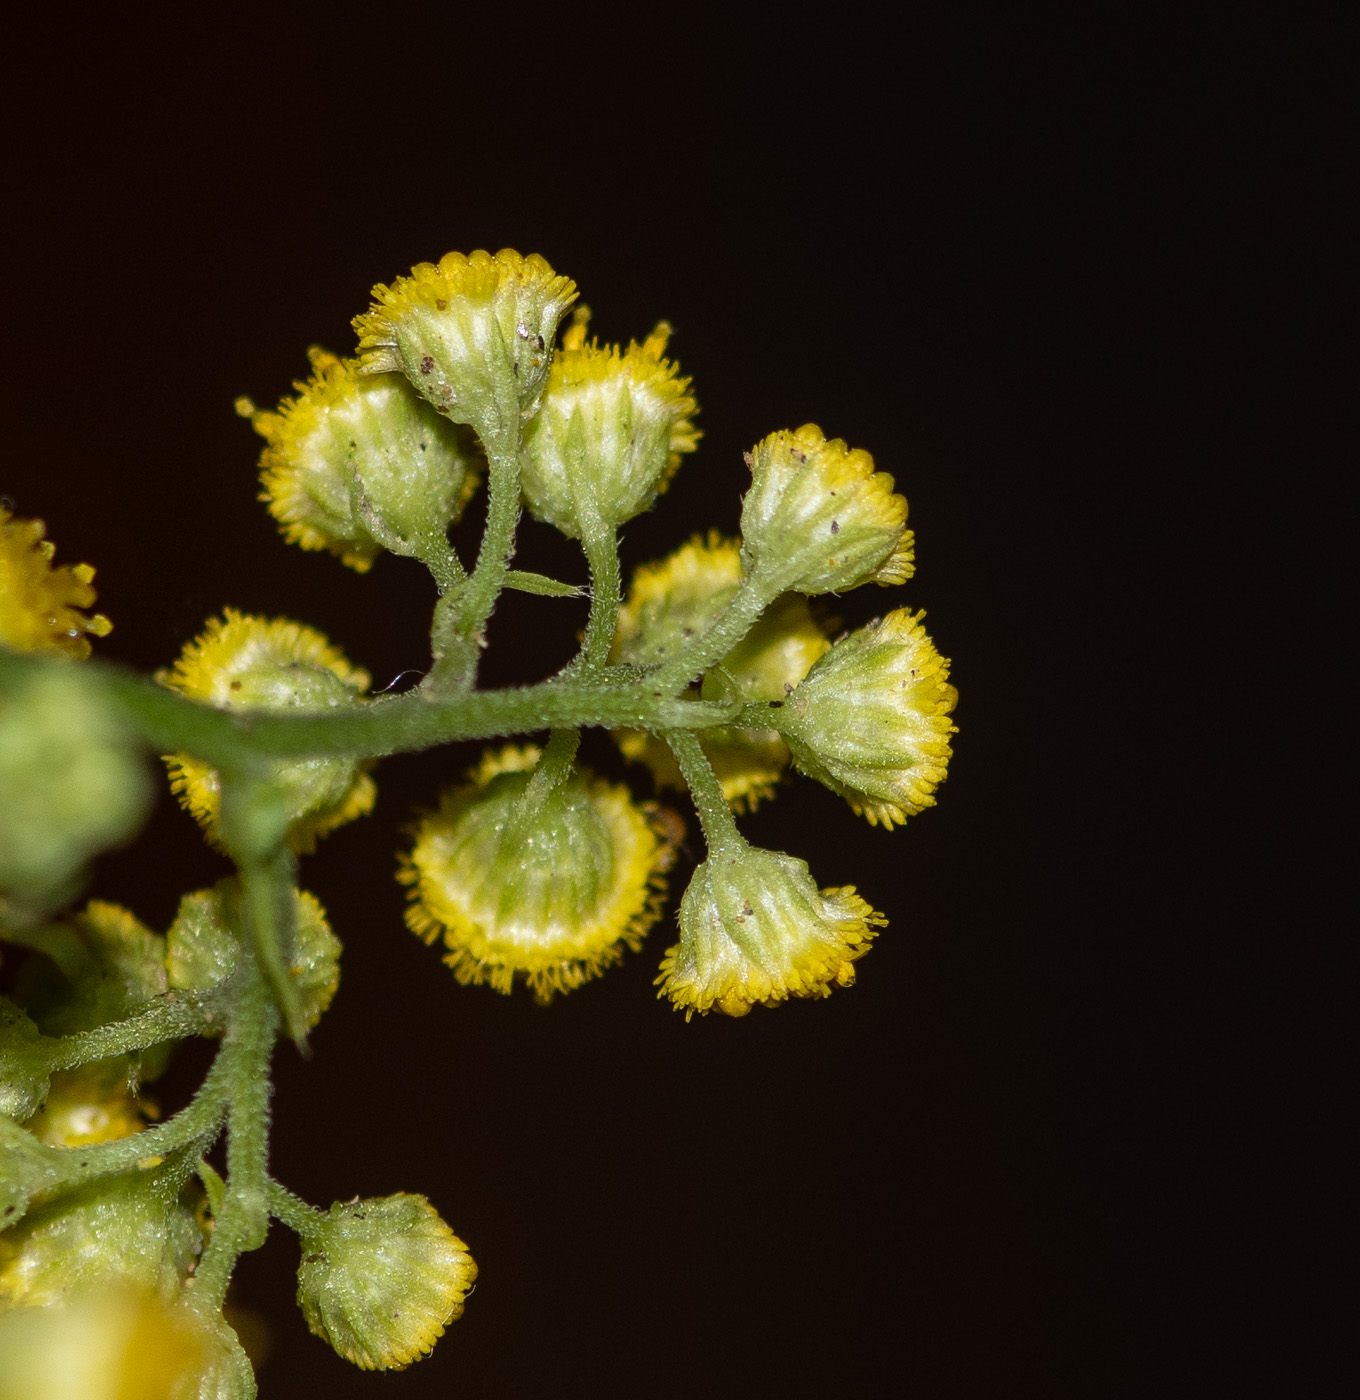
left=1, top=9, right=1322, bottom=1398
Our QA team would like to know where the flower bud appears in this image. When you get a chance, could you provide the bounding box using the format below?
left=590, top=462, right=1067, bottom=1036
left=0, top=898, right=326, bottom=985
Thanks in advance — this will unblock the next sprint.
left=158, top=612, right=375, bottom=854
left=739, top=424, right=914, bottom=595
left=520, top=315, right=699, bottom=536
left=240, top=348, right=478, bottom=572
left=0, top=665, right=151, bottom=921
left=779, top=609, right=957, bottom=827
left=401, top=746, right=672, bottom=1001
left=0, top=999, right=49, bottom=1121
left=296, top=1194, right=476, bottom=1371
left=166, top=881, right=339, bottom=1033
left=0, top=1171, right=202, bottom=1309
left=658, top=844, right=885, bottom=1018
left=0, top=506, right=111, bottom=659
left=610, top=535, right=830, bottom=809
left=353, top=248, right=577, bottom=441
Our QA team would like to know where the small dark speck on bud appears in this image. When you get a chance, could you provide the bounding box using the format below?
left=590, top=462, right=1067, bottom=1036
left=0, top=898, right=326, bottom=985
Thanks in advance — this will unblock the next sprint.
left=830, top=520, right=840, bottom=534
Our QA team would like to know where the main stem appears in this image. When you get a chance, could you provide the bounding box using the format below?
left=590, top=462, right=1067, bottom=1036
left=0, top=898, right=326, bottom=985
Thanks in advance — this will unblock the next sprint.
left=189, top=953, right=278, bottom=1315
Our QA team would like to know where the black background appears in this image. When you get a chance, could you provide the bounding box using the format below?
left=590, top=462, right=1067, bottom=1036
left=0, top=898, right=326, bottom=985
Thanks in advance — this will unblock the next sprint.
left=0, top=8, right=1325, bottom=1398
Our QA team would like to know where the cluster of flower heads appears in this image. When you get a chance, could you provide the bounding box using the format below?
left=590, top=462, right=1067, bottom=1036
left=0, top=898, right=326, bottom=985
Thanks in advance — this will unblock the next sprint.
left=2, top=245, right=957, bottom=1393
left=219, top=247, right=957, bottom=1018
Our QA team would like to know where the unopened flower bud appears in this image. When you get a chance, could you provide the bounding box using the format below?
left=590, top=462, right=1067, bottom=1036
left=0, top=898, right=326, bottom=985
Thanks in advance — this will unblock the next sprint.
left=520, top=314, right=699, bottom=536
left=158, top=611, right=375, bottom=854
left=240, top=348, right=478, bottom=572
left=296, top=1194, right=476, bottom=1371
left=658, top=844, right=885, bottom=1018
left=0, top=1171, right=202, bottom=1308
left=0, top=665, right=151, bottom=921
left=353, top=248, right=577, bottom=441
left=0, top=506, right=111, bottom=659
left=610, top=535, right=829, bottom=809
left=401, top=745, right=672, bottom=1002
left=740, top=424, right=914, bottom=595
left=166, top=881, right=339, bottom=1032
left=779, top=609, right=957, bottom=827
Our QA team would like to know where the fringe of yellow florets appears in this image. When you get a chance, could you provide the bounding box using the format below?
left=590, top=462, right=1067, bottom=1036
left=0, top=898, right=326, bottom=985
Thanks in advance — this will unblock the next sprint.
left=399, top=745, right=674, bottom=1003
left=240, top=349, right=380, bottom=571
left=157, top=611, right=375, bottom=851
left=552, top=308, right=701, bottom=483
left=0, top=507, right=112, bottom=658
left=353, top=249, right=577, bottom=371
left=658, top=869, right=886, bottom=1020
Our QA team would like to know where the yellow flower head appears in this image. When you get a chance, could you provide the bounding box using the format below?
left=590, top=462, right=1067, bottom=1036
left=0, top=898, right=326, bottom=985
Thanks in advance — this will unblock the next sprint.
left=0, top=1284, right=252, bottom=1400
left=610, top=535, right=830, bottom=810
left=0, top=507, right=111, bottom=658
left=780, top=608, right=957, bottom=827
left=740, top=424, right=914, bottom=595
left=296, top=1194, right=476, bottom=1371
left=166, top=881, right=340, bottom=1033
left=22, top=1062, right=151, bottom=1149
left=157, top=611, right=375, bottom=853
left=520, top=310, right=700, bottom=536
left=241, top=348, right=479, bottom=572
left=401, top=745, right=673, bottom=1002
left=353, top=249, right=578, bottom=438
left=657, top=845, right=885, bottom=1019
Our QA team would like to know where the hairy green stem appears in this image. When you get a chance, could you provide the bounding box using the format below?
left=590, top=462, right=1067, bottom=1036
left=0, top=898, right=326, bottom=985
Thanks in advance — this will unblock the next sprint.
left=47, top=657, right=740, bottom=766
left=43, top=997, right=213, bottom=1073
left=651, top=583, right=773, bottom=693
left=51, top=1052, right=230, bottom=1187
left=236, top=846, right=306, bottom=1048
left=265, top=1179, right=321, bottom=1237
left=662, top=730, right=744, bottom=855
left=189, top=956, right=278, bottom=1314
left=578, top=507, right=620, bottom=674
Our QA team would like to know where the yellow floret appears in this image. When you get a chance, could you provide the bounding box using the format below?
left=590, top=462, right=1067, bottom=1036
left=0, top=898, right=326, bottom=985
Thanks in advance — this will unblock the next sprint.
left=0, top=507, right=111, bottom=658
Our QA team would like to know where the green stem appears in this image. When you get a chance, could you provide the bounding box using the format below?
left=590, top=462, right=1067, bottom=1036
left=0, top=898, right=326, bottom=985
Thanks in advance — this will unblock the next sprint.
left=662, top=730, right=745, bottom=856
left=48, top=656, right=740, bottom=766
left=189, top=955, right=278, bottom=1315
left=578, top=506, right=620, bottom=674
left=651, top=582, right=772, bottom=694
left=266, top=1179, right=322, bottom=1237
left=43, top=997, right=213, bottom=1073
left=51, top=1053, right=229, bottom=1187
left=437, top=429, right=523, bottom=689
left=512, top=727, right=580, bottom=828
left=236, top=846, right=307, bottom=1048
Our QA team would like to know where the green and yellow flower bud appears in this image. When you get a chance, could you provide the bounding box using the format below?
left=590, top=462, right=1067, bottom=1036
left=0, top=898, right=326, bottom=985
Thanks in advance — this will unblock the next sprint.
left=0, top=1284, right=251, bottom=1400
left=658, top=844, right=885, bottom=1018
left=166, top=881, right=339, bottom=1033
left=157, top=612, right=375, bottom=854
left=401, top=745, right=673, bottom=1002
left=0, top=1000, right=48, bottom=1122
left=0, top=666, right=151, bottom=922
left=739, top=424, right=914, bottom=596
left=610, top=535, right=830, bottom=810
left=0, top=1171, right=202, bottom=1310
left=778, top=609, right=957, bottom=828
left=520, top=314, right=699, bottom=536
left=239, top=348, right=478, bottom=573
left=0, top=507, right=111, bottom=659
left=296, top=1194, right=476, bottom=1372
left=353, top=248, right=577, bottom=441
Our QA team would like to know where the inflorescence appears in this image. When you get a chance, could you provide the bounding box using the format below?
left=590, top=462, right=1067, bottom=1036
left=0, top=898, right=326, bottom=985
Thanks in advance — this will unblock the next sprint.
left=0, top=249, right=956, bottom=1397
